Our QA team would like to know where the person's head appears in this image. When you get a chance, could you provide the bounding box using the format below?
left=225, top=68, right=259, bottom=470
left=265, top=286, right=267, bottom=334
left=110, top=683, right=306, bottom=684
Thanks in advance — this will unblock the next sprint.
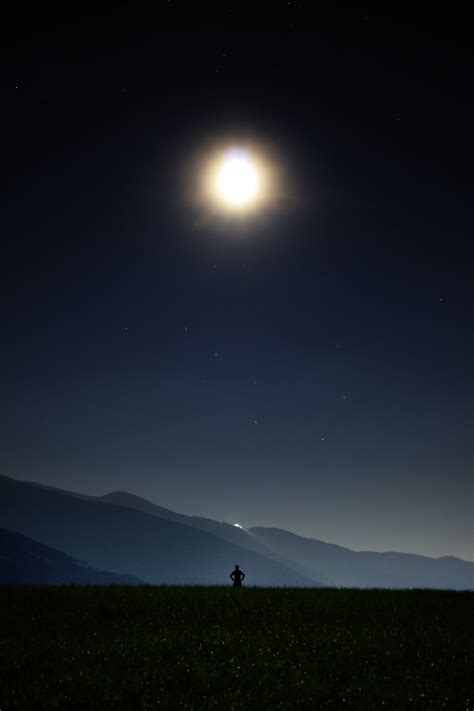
left=235, top=564, right=239, bottom=570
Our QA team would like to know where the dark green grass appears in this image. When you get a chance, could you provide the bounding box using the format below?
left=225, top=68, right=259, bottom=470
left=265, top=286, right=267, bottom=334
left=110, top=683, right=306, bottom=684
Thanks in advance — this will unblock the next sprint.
left=0, top=587, right=472, bottom=709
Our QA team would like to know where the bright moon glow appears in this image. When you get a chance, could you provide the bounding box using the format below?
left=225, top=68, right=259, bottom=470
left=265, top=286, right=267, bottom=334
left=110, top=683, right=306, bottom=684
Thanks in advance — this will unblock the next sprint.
left=217, top=149, right=258, bottom=205
left=197, top=140, right=280, bottom=217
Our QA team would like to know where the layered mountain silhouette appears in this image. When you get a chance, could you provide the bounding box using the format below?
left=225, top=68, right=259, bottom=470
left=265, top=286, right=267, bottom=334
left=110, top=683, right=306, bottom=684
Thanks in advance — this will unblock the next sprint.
left=23, top=482, right=278, bottom=559
left=0, top=474, right=472, bottom=588
left=249, top=527, right=474, bottom=589
left=0, top=528, right=142, bottom=585
left=0, top=475, right=313, bottom=586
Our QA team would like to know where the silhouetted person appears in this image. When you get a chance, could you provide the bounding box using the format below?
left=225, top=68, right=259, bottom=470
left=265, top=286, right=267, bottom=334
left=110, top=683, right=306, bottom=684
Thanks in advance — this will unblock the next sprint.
left=230, top=564, right=245, bottom=587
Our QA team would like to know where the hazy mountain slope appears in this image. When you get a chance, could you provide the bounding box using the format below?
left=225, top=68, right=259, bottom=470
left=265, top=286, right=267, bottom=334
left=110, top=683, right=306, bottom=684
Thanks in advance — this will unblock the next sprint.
left=8, top=474, right=471, bottom=589
left=22, top=481, right=296, bottom=566
left=250, top=527, right=474, bottom=590
left=22, top=480, right=98, bottom=501
left=0, top=475, right=312, bottom=586
left=100, top=491, right=282, bottom=559
left=0, top=528, right=142, bottom=585
left=100, top=491, right=193, bottom=523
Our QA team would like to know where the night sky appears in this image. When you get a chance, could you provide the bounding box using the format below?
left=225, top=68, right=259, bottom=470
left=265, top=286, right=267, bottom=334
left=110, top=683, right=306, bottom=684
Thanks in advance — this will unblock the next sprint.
left=2, top=9, right=472, bottom=561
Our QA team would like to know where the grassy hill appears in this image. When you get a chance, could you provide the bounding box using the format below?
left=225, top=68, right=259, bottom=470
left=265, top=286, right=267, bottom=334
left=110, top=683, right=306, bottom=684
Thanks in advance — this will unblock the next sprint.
left=0, top=586, right=472, bottom=709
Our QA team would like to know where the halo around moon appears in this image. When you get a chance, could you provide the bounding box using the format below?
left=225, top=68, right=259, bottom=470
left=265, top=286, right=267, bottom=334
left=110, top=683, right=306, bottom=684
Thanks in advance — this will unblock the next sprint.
left=183, top=135, right=290, bottom=226
left=199, top=141, right=279, bottom=218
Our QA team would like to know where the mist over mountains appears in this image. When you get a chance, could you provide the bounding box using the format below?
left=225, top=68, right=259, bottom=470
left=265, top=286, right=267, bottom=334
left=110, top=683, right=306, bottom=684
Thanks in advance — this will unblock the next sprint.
left=0, top=475, right=311, bottom=586
left=0, top=474, right=472, bottom=589
left=0, top=528, right=142, bottom=585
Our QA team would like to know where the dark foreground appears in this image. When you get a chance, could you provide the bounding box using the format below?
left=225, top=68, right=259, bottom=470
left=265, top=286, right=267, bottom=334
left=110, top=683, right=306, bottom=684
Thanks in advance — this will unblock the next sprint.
left=0, top=587, right=472, bottom=709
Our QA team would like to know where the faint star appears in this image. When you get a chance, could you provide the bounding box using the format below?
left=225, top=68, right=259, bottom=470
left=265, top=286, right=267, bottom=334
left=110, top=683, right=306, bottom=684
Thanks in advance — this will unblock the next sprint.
left=342, top=395, right=346, bottom=399
left=212, top=264, right=217, bottom=269
left=253, top=381, right=257, bottom=385
left=214, top=352, right=218, bottom=357
left=184, top=326, right=188, bottom=332
left=254, top=420, right=259, bottom=425
left=321, top=437, right=325, bottom=441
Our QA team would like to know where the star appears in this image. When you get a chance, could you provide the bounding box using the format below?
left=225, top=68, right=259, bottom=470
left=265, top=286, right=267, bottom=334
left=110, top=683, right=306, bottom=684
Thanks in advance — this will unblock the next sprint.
left=254, top=420, right=259, bottom=425
left=214, top=352, right=218, bottom=357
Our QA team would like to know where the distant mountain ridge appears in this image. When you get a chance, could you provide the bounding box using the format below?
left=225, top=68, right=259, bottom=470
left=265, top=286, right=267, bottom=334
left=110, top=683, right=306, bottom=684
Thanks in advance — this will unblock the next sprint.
left=1, top=474, right=472, bottom=589
left=249, top=527, right=473, bottom=590
left=22, top=482, right=280, bottom=559
left=0, top=475, right=313, bottom=586
left=0, top=528, right=142, bottom=585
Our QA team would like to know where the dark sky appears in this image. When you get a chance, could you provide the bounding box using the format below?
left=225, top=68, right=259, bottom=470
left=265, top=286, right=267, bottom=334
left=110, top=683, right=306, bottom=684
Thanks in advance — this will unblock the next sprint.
left=2, top=8, right=472, bottom=560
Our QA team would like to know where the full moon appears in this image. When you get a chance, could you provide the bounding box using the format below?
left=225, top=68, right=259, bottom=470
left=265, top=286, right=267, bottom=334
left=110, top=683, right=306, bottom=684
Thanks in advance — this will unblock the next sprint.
left=195, top=138, right=283, bottom=219
left=216, top=149, right=258, bottom=205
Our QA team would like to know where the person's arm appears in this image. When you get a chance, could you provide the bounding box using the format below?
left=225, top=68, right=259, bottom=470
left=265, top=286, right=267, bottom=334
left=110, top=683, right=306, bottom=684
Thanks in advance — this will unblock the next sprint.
left=230, top=572, right=234, bottom=580
left=241, top=572, right=245, bottom=580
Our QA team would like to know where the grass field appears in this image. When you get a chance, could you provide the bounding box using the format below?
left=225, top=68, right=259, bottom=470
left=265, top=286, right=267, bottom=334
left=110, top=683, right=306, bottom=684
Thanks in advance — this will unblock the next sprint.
left=0, top=587, right=472, bottom=709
